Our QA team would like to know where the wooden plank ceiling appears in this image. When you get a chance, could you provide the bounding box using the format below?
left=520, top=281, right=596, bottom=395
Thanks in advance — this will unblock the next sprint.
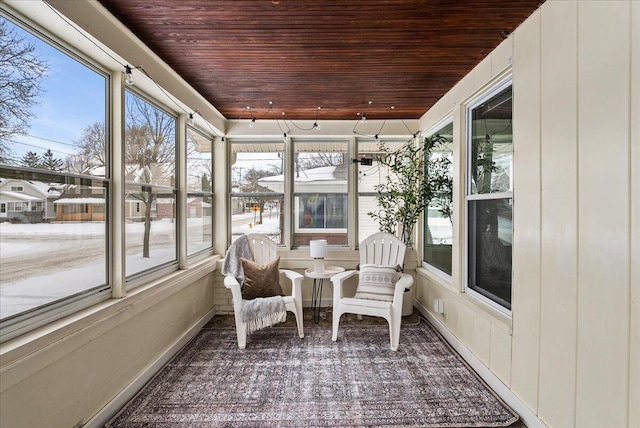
left=98, top=0, right=543, bottom=121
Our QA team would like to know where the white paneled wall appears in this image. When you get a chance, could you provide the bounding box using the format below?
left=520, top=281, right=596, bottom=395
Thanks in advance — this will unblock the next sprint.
left=416, top=1, right=638, bottom=426
left=630, top=4, right=640, bottom=428
left=511, top=8, right=542, bottom=415
left=576, top=3, right=632, bottom=427
left=537, top=2, right=579, bottom=426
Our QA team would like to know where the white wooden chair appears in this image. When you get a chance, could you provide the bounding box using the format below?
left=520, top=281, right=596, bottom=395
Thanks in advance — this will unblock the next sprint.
left=331, top=232, right=413, bottom=351
left=223, top=234, right=304, bottom=349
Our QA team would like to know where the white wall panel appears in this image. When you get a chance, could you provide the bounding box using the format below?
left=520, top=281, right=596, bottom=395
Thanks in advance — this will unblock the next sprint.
left=576, top=2, right=631, bottom=426
left=629, top=2, right=640, bottom=426
left=473, top=56, right=492, bottom=92
left=510, top=9, right=542, bottom=413
left=492, top=37, right=514, bottom=77
left=537, top=2, right=579, bottom=427
left=490, top=324, right=512, bottom=386
left=473, top=314, right=491, bottom=365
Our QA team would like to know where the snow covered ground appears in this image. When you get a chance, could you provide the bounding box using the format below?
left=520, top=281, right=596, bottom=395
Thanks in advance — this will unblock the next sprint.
left=2, top=219, right=177, bottom=319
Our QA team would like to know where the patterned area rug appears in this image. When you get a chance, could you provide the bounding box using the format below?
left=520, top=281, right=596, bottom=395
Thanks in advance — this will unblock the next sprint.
left=107, top=319, right=519, bottom=427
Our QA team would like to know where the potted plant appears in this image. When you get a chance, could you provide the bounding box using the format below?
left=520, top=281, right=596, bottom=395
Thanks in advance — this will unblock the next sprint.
left=368, top=134, right=452, bottom=247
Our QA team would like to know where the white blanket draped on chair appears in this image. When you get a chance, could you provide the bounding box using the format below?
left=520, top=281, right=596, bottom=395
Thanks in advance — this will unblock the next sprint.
left=222, top=234, right=304, bottom=349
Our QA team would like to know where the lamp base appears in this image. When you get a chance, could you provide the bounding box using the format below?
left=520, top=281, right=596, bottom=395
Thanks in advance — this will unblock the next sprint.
left=313, top=258, right=325, bottom=273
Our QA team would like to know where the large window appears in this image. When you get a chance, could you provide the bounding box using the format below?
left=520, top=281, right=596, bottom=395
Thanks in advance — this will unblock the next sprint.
left=423, top=122, right=454, bottom=276
left=0, top=8, right=218, bottom=343
left=124, top=91, right=177, bottom=279
left=357, top=139, right=406, bottom=244
left=229, top=141, right=284, bottom=244
left=186, top=127, right=213, bottom=255
left=293, top=140, right=348, bottom=246
left=0, top=15, right=108, bottom=330
left=466, top=80, right=513, bottom=311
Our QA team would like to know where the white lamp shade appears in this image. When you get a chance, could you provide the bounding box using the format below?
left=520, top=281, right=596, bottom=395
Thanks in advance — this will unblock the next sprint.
left=309, top=239, right=327, bottom=258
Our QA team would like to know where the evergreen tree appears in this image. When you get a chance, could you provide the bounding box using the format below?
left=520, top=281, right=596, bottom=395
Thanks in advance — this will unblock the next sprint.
left=40, top=149, right=64, bottom=171
left=20, top=151, right=41, bottom=168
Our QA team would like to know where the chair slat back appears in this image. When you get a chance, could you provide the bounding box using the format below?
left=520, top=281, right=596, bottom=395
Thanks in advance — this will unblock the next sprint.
left=360, top=232, right=406, bottom=267
left=246, top=233, right=278, bottom=264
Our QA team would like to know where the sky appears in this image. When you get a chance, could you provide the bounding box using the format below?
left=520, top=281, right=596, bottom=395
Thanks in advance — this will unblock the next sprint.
left=4, top=17, right=105, bottom=164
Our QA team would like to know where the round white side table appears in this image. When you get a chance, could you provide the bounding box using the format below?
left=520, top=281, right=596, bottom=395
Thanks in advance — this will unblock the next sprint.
left=304, top=266, right=345, bottom=324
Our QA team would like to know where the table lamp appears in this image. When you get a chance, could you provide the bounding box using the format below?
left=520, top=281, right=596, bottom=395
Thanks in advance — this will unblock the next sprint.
left=309, top=239, right=327, bottom=273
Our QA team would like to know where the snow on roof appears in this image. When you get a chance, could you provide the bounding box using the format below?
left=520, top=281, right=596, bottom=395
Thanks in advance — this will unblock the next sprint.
left=54, top=198, right=105, bottom=204
left=259, top=165, right=338, bottom=183
left=0, top=191, right=44, bottom=202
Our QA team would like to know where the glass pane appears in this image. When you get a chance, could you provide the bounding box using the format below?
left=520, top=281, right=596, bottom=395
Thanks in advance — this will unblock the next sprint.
left=230, top=141, right=284, bottom=244
left=124, top=92, right=176, bottom=187
left=469, top=85, right=512, bottom=195
left=293, top=141, right=348, bottom=245
left=293, top=193, right=347, bottom=246
left=357, top=139, right=406, bottom=193
left=186, top=128, right=212, bottom=193
left=0, top=173, right=107, bottom=320
left=467, top=198, right=512, bottom=308
left=125, top=186, right=176, bottom=277
left=0, top=17, right=107, bottom=176
left=293, top=141, right=348, bottom=193
left=187, top=194, right=212, bottom=255
left=424, top=123, right=453, bottom=275
left=357, top=140, right=407, bottom=244
left=424, top=207, right=453, bottom=275
left=230, top=142, right=284, bottom=194
left=358, top=195, right=380, bottom=244
left=230, top=195, right=284, bottom=244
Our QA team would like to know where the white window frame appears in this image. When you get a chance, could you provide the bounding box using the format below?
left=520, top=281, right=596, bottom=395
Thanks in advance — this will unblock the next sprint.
left=422, top=116, right=454, bottom=282
left=464, top=76, right=513, bottom=315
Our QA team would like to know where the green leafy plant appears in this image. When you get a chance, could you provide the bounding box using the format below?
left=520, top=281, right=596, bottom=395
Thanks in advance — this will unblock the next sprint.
left=368, top=135, right=451, bottom=246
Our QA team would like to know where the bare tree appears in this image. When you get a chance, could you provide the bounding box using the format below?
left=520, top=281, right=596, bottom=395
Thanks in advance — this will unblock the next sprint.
left=241, top=167, right=276, bottom=225
left=125, top=95, right=176, bottom=258
left=0, top=20, right=49, bottom=163
left=67, top=122, right=106, bottom=174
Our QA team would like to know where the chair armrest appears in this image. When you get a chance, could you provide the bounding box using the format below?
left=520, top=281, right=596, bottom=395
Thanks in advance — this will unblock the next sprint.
left=280, top=269, right=303, bottom=282
left=331, top=269, right=359, bottom=302
left=223, top=275, right=240, bottom=289
left=280, top=269, right=303, bottom=300
left=223, top=275, right=244, bottom=312
left=392, top=273, right=414, bottom=304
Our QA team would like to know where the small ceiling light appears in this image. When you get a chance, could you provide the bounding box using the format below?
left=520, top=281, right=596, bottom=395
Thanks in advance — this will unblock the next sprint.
left=124, top=65, right=135, bottom=86
left=313, top=106, right=321, bottom=130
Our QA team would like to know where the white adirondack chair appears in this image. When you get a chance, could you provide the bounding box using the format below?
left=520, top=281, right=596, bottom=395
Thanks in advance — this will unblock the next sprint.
left=331, top=232, right=413, bottom=351
left=223, top=234, right=304, bottom=349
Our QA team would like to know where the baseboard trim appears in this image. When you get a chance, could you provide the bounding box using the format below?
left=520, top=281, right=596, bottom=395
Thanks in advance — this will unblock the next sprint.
left=84, top=308, right=216, bottom=428
left=415, top=301, right=547, bottom=428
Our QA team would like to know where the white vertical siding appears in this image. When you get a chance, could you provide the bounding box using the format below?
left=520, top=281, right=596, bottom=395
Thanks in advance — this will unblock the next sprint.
left=417, top=1, right=638, bottom=426
left=630, top=2, right=640, bottom=427
left=510, top=9, right=542, bottom=413
left=576, top=2, right=631, bottom=426
left=538, top=2, right=579, bottom=427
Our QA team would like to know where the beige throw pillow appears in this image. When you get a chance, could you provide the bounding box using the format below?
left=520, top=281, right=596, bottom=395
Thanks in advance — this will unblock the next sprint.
left=354, top=264, right=401, bottom=302
left=240, top=257, right=284, bottom=300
